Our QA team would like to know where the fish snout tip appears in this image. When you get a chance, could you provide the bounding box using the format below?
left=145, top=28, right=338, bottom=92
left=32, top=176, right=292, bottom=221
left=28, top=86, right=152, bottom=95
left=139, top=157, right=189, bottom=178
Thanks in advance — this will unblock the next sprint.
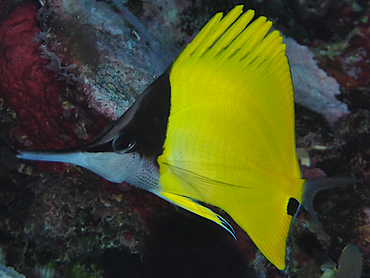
left=15, top=149, right=26, bottom=159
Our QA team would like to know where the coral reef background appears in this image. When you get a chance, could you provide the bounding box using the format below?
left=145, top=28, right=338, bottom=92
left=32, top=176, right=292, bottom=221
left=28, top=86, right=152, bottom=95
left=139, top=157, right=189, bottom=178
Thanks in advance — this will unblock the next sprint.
left=1, top=0, right=370, bottom=277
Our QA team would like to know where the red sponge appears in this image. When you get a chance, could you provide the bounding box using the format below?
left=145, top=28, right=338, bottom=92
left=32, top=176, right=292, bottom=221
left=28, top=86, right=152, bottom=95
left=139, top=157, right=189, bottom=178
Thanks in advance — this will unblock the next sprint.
left=0, top=3, right=108, bottom=173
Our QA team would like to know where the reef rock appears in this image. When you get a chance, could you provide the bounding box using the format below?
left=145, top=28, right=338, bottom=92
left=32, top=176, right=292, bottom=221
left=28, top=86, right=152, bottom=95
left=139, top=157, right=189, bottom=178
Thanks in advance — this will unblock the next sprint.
left=38, top=0, right=177, bottom=120
left=285, top=37, right=350, bottom=124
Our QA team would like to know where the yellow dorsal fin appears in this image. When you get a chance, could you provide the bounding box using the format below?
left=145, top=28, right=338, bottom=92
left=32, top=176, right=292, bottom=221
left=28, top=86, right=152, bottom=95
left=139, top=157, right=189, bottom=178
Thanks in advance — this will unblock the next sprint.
left=158, top=6, right=305, bottom=270
left=184, top=6, right=246, bottom=58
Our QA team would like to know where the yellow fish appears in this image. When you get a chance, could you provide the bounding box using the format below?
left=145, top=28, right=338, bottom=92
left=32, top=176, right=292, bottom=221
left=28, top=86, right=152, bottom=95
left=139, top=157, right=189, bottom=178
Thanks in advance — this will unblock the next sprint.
left=17, top=5, right=358, bottom=270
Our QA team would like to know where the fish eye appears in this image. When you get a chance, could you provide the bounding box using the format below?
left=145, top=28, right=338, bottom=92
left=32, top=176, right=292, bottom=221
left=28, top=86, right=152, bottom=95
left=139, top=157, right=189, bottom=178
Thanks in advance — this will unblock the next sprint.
left=112, top=131, right=136, bottom=154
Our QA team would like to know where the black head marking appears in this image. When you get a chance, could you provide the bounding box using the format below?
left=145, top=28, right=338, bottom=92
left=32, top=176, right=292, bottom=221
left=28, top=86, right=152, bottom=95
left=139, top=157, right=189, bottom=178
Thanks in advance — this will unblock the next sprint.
left=84, top=68, right=171, bottom=159
left=124, top=69, right=171, bottom=158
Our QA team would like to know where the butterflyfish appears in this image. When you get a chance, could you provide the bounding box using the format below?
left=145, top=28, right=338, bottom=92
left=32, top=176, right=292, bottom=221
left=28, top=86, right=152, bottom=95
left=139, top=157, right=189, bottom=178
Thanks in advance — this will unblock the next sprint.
left=17, top=5, right=359, bottom=270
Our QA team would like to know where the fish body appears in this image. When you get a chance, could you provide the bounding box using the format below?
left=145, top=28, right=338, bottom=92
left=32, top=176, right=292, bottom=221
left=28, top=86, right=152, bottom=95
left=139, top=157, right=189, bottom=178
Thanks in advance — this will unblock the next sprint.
left=17, top=6, right=358, bottom=270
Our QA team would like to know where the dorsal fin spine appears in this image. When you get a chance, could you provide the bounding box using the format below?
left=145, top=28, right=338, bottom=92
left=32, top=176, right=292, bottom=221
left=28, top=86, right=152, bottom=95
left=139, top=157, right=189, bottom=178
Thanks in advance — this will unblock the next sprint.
left=189, top=14, right=226, bottom=58
left=180, top=6, right=245, bottom=63
left=204, top=6, right=244, bottom=47
left=241, top=21, right=272, bottom=59
left=237, top=17, right=268, bottom=54
left=186, top=14, right=223, bottom=56
left=257, top=31, right=281, bottom=58
left=244, top=35, right=284, bottom=72
left=176, top=6, right=286, bottom=74
left=211, top=10, right=255, bottom=55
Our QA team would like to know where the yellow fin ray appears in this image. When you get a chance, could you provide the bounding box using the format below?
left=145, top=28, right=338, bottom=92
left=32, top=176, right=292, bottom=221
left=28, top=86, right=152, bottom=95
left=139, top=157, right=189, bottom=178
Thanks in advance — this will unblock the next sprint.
left=253, top=31, right=282, bottom=60
left=231, top=16, right=267, bottom=51
left=186, top=6, right=244, bottom=60
left=185, top=13, right=223, bottom=56
left=210, top=10, right=255, bottom=55
left=241, top=34, right=284, bottom=73
left=202, top=7, right=243, bottom=49
left=218, top=15, right=267, bottom=63
left=239, top=20, right=272, bottom=59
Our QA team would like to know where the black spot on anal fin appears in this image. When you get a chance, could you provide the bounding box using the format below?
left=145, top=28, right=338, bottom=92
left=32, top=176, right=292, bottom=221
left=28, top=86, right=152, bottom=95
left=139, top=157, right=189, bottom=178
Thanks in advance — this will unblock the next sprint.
left=287, top=198, right=300, bottom=216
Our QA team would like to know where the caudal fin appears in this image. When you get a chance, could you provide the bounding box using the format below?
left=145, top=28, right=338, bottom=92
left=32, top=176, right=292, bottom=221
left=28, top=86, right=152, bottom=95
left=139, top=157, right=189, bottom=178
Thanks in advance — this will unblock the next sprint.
left=302, top=177, right=361, bottom=242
